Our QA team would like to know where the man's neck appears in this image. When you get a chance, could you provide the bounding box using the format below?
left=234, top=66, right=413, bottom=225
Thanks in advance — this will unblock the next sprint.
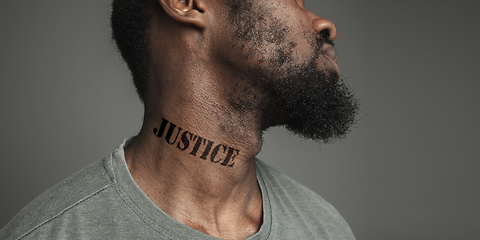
left=124, top=106, right=264, bottom=239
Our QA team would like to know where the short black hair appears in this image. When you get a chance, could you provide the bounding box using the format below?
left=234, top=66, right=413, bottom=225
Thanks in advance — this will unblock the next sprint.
left=111, top=0, right=153, bottom=102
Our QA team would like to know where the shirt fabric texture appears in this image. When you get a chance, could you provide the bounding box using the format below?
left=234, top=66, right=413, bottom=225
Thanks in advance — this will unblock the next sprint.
left=1, top=139, right=355, bottom=240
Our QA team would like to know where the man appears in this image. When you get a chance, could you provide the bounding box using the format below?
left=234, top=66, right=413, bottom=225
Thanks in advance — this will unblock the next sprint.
left=1, top=0, right=358, bottom=239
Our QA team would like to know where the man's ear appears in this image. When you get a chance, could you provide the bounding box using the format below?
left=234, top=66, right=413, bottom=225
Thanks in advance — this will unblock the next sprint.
left=159, top=0, right=207, bottom=28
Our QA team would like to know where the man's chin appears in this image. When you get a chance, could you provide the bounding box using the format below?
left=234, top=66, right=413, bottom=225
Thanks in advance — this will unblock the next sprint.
left=281, top=78, right=359, bottom=143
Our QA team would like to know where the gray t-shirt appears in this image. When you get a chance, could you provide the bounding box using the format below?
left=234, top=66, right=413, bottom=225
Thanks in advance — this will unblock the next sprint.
left=1, top=139, right=355, bottom=240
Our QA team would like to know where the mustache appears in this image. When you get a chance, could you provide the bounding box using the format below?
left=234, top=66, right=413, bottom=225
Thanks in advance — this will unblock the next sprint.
left=318, top=29, right=334, bottom=46
left=311, top=30, right=334, bottom=60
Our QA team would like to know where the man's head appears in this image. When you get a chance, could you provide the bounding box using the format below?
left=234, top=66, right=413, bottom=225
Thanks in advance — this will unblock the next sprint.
left=111, top=0, right=358, bottom=143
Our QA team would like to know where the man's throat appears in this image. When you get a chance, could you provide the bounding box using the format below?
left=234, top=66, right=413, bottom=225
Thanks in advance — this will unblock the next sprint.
left=153, top=117, right=240, bottom=167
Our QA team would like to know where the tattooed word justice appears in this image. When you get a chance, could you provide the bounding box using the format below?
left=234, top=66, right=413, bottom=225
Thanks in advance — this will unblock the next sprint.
left=153, top=118, right=239, bottom=167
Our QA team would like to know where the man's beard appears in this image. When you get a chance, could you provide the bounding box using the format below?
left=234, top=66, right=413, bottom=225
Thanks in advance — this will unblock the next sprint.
left=242, top=33, right=359, bottom=144
left=224, top=0, right=359, bottom=143
left=260, top=60, right=359, bottom=143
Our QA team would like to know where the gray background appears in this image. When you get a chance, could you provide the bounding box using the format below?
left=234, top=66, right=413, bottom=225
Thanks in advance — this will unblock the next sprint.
left=1, top=0, right=479, bottom=239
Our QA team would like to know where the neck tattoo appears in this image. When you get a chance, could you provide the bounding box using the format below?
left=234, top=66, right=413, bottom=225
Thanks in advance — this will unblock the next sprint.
left=153, top=118, right=239, bottom=167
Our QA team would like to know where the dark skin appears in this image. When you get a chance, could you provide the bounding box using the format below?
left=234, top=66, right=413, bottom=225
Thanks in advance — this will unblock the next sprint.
left=124, top=0, right=338, bottom=239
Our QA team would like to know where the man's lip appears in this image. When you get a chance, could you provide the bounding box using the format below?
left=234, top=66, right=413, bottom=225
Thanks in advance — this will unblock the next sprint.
left=321, top=44, right=338, bottom=62
left=321, top=44, right=340, bottom=77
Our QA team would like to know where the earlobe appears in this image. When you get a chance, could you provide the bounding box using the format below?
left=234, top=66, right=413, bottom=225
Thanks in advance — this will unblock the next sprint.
left=159, top=0, right=207, bottom=28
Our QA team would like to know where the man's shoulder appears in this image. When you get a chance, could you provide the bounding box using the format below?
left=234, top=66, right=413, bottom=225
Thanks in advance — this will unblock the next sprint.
left=0, top=157, right=115, bottom=240
left=256, top=159, right=356, bottom=239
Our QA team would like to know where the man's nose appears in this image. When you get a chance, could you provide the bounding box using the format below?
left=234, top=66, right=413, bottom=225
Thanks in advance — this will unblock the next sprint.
left=311, top=16, right=337, bottom=41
